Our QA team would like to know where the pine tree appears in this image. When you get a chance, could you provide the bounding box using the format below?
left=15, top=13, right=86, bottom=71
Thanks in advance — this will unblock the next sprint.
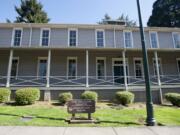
left=13, top=0, right=50, bottom=23
left=147, top=0, right=180, bottom=27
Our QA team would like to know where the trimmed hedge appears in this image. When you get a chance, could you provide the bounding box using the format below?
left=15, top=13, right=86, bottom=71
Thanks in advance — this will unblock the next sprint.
left=0, top=88, right=11, bottom=103
left=59, top=92, right=73, bottom=105
left=81, top=91, right=98, bottom=102
left=115, top=91, right=134, bottom=105
left=15, top=88, right=40, bottom=105
left=165, top=93, right=180, bottom=107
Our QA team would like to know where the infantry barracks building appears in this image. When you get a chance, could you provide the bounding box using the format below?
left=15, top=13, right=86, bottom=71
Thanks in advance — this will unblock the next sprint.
left=0, top=23, right=180, bottom=102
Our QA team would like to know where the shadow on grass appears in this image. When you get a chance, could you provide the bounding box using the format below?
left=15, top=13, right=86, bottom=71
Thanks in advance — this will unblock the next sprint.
left=0, top=113, right=66, bottom=121
left=97, top=120, right=142, bottom=125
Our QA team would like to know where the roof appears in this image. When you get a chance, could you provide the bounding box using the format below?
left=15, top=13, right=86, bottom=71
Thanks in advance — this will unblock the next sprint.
left=0, top=23, right=180, bottom=32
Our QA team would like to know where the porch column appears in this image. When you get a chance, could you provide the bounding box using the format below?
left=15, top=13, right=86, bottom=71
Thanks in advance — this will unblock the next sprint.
left=46, top=49, right=51, bottom=88
left=122, top=50, right=128, bottom=90
left=6, top=49, right=13, bottom=87
left=154, top=51, right=163, bottom=103
left=86, top=50, right=89, bottom=88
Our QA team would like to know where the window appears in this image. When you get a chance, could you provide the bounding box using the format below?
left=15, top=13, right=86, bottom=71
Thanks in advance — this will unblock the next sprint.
left=96, top=58, right=106, bottom=79
left=153, top=58, right=162, bottom=76
left=67, top=57, right=77, bottom=79
left=172, top=33, right=180, bottom=48
left=124, top=31, right=133, bottom=48
left=69, top=29, right=77, bottom=46
left=38, top=58, right=47, bottom=77
left=13, top=29, right=22, bottom=46
left=134, top=58, right=143, bottom=78
left=177, top=59, right=180, bottom=74
left=41, top=29, right=50, bottom=46
left=11, top=58, right=19, bottom=77
left=96, top=30, right=105, bottom=47
left=150, top=32, right=159, bottom=48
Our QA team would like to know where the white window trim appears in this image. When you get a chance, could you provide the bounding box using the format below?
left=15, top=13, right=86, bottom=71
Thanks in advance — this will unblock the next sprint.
left=133, top=58, right=144, bottom=78
left=40, top=28, right=51, bottom=47
left=152, top=58, right=163, bottom=76
left=149, top=31, right=160, bottom=48
left=11, top=57, right=19, bottom=78
left=112, top=58, right=129, bottom=83
left=68, top=28, right=78, bottom=47
left=96, top=57, right=106, bottom=79
left=67, top=57, right=78, bottom=78
left=95, top=29, right=105, bottom=47
left=123, top=30, right=134, bottom=48
left=172, top=32, right=180, bottom=49
left=37, top=57, right=48, bottom=77
left=176, top=58, right=180, bottom=75
left=11, top=28, right=23, bottom=47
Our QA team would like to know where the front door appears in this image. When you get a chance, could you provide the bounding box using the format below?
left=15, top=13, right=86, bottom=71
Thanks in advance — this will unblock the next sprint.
left=113, top=59, right=128, bottom=84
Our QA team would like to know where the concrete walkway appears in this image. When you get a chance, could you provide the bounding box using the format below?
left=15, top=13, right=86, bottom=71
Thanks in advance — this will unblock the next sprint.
left=0, top=126, right=179, bottom=135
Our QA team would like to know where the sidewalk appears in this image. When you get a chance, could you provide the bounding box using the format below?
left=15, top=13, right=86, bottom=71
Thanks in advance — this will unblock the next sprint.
left=0, top=126, right=180, bottom=135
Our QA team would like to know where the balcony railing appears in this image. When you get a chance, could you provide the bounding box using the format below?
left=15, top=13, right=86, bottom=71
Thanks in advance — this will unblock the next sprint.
left=0, top=75, right=180, bottom=88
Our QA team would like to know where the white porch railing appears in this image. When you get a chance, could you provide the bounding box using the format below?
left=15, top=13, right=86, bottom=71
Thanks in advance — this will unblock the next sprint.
left=0, top=75, right=180, bottom=88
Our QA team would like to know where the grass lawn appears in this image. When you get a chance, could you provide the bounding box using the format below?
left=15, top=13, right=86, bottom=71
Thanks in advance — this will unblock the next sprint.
left=0, top=102, right=179, bottom=127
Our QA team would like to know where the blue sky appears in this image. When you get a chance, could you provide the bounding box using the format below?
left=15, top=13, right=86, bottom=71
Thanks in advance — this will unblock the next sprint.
left=0, top=0, right=156, bottom=26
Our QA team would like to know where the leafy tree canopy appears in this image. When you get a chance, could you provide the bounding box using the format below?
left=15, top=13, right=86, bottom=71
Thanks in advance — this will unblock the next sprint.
left=147, top=0, right=180, bottom=27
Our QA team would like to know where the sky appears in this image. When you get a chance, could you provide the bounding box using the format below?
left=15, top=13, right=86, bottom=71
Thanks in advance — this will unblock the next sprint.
left=0, top=0, right=156, bottom=26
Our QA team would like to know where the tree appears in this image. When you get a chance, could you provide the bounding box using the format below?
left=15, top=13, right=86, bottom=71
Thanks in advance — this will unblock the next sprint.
left=147, top=0, right=180, bottom=27
left=98, top=13, right=137, bottom=27
left=10, top=0, right=50, bottom=23
left=117, top=14, right=137, bottom=27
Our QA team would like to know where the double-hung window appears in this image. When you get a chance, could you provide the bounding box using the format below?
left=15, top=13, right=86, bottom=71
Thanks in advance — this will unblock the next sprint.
left=134, top=58, right=143, bottom=78
left=124, top=31, right=133, bottom=48
left=69, top=29, right=77, bottom=47
left=13, top=29, right=22, bottom=46
left=96, top=30, right=105, bottom=47
left=96, top=58, right=106, bottom=79
left=150, top=32, right=159, bottom=48
left=41, top=29, right=50, bottom=46
left=153, top=58, right=162, bottom=76
left=38, top=58, right=47, bottom=77
left=67, top=57, right=77, bottom=79
left=172, top=33, right=180, bottom=48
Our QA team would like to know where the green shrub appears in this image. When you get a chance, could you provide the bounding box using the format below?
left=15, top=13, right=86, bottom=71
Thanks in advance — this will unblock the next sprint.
left=165, top=93, right=180, bottom=107
left=115, top=91, right=134, bottom=105
left=15, top=88, right=40, bottom=105
left=59, top=92, right=73, bottom=105
left=0, top=88, right=11, bottom=103
left=81, top=91, right=98, bottom=102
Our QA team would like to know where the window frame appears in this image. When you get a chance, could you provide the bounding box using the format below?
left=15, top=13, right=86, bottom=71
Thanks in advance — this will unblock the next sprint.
left=67, top=57, right=78, bottom=79
left=95, top=29, right=105, bottom=47
left=40, top=28, right=51, bottom=47
left=37, top=57, right=48, bottom=77
left=172, top=32, right=180, bottom=48
left=123, top=30, right=133, bottom=48
left=149, top=31, right=159, bottom=48
left=68, top=28, right=78, bottom=47
left=11, top=28, right=23, bottom=47
left=96, top=57, right=106, bottom=79
left=152, top=58, right=163, bottom=76
left=133, top=58, right=144, bottom=78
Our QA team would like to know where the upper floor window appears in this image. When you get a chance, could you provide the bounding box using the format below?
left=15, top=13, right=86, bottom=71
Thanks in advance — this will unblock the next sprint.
left=69, top=29, right=77, bottom=47
left=96, top=30, right=105, bottom=47
left=150, top=32, right=159, bottom=48
left=124, top=31, right=133, bottom=48
left=41, top=29, right=50, bottom=46
left=172, top=33, right=180, bottom=48
left=13, top=29, right=22, bottom=46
